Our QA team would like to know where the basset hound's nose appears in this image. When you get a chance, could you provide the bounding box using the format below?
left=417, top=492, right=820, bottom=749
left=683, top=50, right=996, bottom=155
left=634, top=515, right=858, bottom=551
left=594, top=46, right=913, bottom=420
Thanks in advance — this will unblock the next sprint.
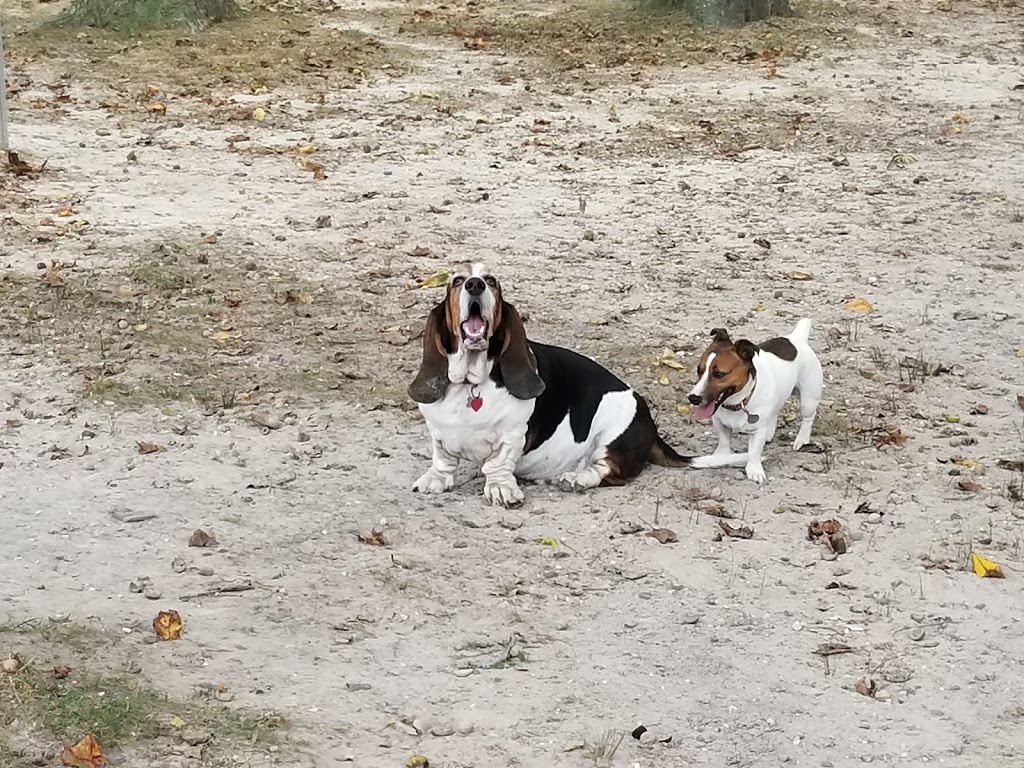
left=687, top=393, right=702, bottom=405
left=465, top=277, right=486, bottom=296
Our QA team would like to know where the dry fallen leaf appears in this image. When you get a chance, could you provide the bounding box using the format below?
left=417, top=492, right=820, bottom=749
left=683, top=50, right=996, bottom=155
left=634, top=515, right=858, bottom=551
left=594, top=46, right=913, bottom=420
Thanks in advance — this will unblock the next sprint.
left=718, top=520, right=754, bottom=539
left=1017, top=393, right=1024, bottom=411
left=53, top=665, right=73, bottom=679
left=136, top=441, right=162, bottom=454
left=875, top=427, right=907, bottom=448
left=411, top=270, right=449, bottom=290
left=784, top=271, right=814, bottom=281
left=143, top=102, right=166, bottom=115
left=62, top=734, right=104, bottom=767
left=844, top=297, right=873, bottom=313
left=647, top=528, right=678, bottom=544
left=957, top=478, right=981, bottom=492
left=252, top=106, right=266, bottom=122
left=188, top=528, right=216, bottom=548
left=855, top=678, right=877, bottom=698
left=358, top=530, right=386, bottom=546
left=814, top=642, right=854, bottom=656
left=2, top=655, right=21, bottom=674
left=653, top=348, right=686, bottom=370
left=153, top=610, right=183, bottom=641
left=997, top=458, right=1024, bottom=472
left=970, top=552, right=1004, bottom=578
left=658, top=373, right=670, bottom=386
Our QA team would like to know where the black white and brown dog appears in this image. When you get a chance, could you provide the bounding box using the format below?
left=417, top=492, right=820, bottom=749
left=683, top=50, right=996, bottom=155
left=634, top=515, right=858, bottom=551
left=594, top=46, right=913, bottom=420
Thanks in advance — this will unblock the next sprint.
left=408, top=263, right=689, bottom=506
left=686, top=319, right=823, bottom=484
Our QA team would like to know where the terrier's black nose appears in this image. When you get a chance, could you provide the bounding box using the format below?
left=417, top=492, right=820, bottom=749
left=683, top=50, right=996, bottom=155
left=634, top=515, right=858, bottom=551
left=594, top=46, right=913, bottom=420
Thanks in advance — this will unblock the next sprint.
left=465, top=277, right=485, bottom=295
left=687, top=394, right=702, bottom=405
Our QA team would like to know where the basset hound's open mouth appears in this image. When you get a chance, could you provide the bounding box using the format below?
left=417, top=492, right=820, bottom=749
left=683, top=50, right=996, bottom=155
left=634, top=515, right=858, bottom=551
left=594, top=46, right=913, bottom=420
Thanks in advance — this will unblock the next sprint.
left=461, top=301, right=489, bottom=345
left=693, top=391, right=731, bottom=421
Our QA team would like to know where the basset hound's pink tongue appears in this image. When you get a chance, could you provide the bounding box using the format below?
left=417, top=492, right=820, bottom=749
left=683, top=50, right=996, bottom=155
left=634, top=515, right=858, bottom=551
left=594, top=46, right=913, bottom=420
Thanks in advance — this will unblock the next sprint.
left=693, top=401, right=718, bottom=420
left=462, top=316, right=487, bottom=339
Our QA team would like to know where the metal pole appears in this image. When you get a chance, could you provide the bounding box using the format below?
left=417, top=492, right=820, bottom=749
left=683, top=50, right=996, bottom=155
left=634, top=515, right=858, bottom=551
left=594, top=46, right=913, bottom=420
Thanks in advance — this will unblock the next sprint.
left=0, top=17, right=10, bottom=151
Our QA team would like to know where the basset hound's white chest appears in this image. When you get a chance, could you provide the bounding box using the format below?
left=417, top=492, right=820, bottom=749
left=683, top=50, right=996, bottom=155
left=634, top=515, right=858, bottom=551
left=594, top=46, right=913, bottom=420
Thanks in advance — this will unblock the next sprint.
left=418, top=380, right=535, bottom=463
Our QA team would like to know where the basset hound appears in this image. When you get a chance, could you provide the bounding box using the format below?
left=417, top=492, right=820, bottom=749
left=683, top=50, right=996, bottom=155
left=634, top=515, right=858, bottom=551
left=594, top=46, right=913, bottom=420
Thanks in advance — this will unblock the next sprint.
left=408, top=263, right=690, bottom=507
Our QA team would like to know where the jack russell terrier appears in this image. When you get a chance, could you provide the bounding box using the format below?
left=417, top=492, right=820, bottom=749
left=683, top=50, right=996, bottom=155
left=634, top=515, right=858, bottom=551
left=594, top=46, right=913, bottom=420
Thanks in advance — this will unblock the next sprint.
left=408, top=263, right=690, bottom=507
left=686, top=319, right=823, bottom=484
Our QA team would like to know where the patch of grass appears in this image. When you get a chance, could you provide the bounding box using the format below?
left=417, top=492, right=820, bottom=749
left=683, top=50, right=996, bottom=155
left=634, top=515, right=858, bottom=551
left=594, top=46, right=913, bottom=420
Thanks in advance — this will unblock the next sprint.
left=391, top=0, right=862, bottom=83
left=0, top=620, right=285, bottom=761
left=5, top=5, right=408, bottom=96
left=54, top=0, right=240, bottom=34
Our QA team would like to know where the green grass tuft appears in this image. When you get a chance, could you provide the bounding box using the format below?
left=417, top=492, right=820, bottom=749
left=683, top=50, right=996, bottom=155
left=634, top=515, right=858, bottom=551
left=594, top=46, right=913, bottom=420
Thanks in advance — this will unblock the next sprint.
left=54, top=0, right=240, bottom=34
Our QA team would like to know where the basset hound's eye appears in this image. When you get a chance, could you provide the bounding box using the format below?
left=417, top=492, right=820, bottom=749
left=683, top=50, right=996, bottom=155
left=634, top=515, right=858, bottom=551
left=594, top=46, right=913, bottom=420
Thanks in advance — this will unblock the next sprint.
left=484, top=276, right=497, bottom=287
left=452, top=276, right=465, bottom=287
left=712, top=370, right=727, bottom=380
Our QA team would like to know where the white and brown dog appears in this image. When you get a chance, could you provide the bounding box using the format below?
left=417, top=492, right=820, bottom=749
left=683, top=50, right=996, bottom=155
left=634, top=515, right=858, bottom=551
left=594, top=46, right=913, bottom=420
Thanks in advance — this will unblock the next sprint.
left=686, top=319, right=823, bottom=484
left=408, top=263, right=689, bottom=506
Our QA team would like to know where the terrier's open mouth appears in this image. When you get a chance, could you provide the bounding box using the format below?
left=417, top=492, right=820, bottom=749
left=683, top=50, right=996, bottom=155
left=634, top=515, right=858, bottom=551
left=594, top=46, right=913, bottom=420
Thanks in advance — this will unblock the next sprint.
left=461, top=302, right=488, bottom=345
left=693, top=391, right=730, bottom=421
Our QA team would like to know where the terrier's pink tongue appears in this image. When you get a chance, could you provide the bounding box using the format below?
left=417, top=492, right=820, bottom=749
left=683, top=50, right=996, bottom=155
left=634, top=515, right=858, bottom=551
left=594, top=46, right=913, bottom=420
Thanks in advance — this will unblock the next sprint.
left=463, top=316, right=486, bottom=336
left=693, top=402, right=717, bottom=420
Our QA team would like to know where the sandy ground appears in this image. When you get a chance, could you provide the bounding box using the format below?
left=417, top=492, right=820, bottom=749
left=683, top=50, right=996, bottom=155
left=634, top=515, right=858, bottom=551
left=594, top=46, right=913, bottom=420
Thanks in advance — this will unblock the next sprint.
left=3, top=0, right=1024, bottom=765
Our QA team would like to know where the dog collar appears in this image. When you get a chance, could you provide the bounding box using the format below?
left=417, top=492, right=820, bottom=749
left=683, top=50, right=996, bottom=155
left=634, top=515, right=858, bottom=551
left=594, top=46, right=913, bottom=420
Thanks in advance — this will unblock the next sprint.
left=721, top=377, right=759, bottom=424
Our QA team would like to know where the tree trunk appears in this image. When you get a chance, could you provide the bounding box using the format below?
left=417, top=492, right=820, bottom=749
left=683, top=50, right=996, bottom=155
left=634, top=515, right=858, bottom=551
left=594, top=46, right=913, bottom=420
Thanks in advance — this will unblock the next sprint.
left=682, top=0, right=794, bottom=29
left=57, top=0, right=241, bottom=32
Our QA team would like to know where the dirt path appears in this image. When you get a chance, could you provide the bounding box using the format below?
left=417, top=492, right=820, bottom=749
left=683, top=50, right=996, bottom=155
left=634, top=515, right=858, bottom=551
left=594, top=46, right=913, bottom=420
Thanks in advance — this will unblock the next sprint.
left=2, top=0, right=1024, bottom=765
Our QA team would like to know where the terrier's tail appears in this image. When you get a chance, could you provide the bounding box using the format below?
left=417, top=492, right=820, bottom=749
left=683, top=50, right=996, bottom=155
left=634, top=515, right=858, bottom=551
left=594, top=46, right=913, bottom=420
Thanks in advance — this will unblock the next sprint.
left=790, top=318, right=813, bottom=345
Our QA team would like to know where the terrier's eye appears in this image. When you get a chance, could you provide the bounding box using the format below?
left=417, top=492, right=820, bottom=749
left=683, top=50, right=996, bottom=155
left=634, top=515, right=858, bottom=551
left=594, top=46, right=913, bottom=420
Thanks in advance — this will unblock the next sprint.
left=712, top=370, right=727, bottom=380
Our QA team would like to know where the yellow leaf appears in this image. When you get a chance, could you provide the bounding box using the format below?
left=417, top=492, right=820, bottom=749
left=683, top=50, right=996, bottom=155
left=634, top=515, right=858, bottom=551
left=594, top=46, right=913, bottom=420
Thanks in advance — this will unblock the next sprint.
left=953, top=458, right=977, bottom=470
left=844, top=297, right=873, bottom=313
left=209, top=330, right=233, bottom=342
left=252, top=107, right=266, bottom=122
left=676, top=404, right=691, bottom=415
left=654, top=348, right=685, bottom=370
left=970, top=552, right=1004, bottom=578
left=784, top=271, right=813, bottom=281
left=55, top=207, right=75, bottom=217
left=532, top=537, right=558, bottom=547
left=152, top=610, right=183, bottom=640
left=944, top=414, right=960, bottom=423
left=170, top=716, right=186, bottom=728
left=133, top=323, right=149, bottom=332
left=659, top=373, right=670, bottom=386
left=297, top=144, right=318, bottom=154
left=415, top=270, right=449, bottom=290
left=143, top=102, right=166, bottom=115
left=754, top=301, right=765, bottom=312
left=1016, top=346, right=1024, bottom=358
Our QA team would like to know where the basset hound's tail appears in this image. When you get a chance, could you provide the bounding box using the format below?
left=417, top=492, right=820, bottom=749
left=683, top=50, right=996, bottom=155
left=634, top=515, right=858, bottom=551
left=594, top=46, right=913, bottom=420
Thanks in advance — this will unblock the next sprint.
left=649, top=434, right=693, bottom=468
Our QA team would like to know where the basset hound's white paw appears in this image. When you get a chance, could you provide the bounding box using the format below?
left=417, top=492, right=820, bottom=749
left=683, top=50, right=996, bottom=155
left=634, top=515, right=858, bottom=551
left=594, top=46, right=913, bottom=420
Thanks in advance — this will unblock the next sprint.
left=745, top=462, right=768, bottom=485
left=412, top=469, right=454, bottom=494
left=483, top=475, right=524, bottom=507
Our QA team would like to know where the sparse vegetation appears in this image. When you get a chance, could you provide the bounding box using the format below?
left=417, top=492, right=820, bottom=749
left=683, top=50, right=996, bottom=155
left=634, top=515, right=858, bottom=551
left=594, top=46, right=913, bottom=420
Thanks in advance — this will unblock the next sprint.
left=55, top=0, right=241, bottom=33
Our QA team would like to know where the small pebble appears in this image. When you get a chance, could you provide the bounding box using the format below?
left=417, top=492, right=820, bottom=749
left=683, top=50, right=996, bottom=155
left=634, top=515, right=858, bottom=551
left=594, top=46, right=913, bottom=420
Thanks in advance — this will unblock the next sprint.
left=910, top=628, right=926, bottom=642
left=196, top=566, right=215, bottom=577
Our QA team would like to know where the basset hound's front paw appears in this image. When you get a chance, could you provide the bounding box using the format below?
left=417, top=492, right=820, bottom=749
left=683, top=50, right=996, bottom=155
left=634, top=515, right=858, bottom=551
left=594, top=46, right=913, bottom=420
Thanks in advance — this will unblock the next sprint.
left=483, top=475, right=524, bottom=508
left=412, top=469, right=454, bottom=494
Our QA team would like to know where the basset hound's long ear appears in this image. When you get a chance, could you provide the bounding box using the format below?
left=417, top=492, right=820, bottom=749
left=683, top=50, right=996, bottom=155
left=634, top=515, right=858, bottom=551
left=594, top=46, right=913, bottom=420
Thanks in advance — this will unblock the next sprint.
left=408, top=302, right=452, bottom=404
left=734, top=339, right=758, bottom=362
left=497, top=302, right=545, bottom=401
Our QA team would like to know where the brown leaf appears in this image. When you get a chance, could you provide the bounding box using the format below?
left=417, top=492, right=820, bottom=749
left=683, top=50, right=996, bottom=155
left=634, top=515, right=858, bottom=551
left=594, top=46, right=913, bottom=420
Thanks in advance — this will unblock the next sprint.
left=807, top=519, right=843, bottom=539
left=753, top=237, right=771, bottom=250
left=62, top=734, right=104, bottom=767
left=854, top=678, right=877, bottom=698
left=1017, top=393, right=1024, bottom=411
left=784, top=271, right=814, bottom=281
left=153, top=610, right=183, bottom=641
left=814, top=642, right=854, bottom=656
left=957, top=478, right=981, bottom=492
left=188, top=528, right=216, bottom=548
left=970, top=404, right=989, bottom=415
left=702, top=504, right=736, bottom=519
left=875, top=427, right=907, bottom=448
left=997, top=458, right=1024, bottom=472
left=5, top=419, right=21, bottom=429
left=647, top=527, right=678, bottom=544
left=407, top=246, right=432, bottom=257
left=53, top=665, right=73, bottom=679
left=223, top=297, right=243, bottom=308
left=7, top=150, right=47, bottom=177
left=717, top=521, right=754, bottom=539
left=136, top=441, right=162, bottom=454
left=358, top=529, right=386, bottom=546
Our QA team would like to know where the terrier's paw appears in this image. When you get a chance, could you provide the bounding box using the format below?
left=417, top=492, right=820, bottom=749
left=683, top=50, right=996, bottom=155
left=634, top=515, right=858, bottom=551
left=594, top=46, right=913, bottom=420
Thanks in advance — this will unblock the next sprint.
left=745, top=462, right=768, bottom=485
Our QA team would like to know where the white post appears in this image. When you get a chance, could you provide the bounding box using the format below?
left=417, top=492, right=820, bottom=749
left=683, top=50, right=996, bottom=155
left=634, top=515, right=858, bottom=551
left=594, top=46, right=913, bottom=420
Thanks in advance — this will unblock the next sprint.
left=0, top=17, right=10, bottom=151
